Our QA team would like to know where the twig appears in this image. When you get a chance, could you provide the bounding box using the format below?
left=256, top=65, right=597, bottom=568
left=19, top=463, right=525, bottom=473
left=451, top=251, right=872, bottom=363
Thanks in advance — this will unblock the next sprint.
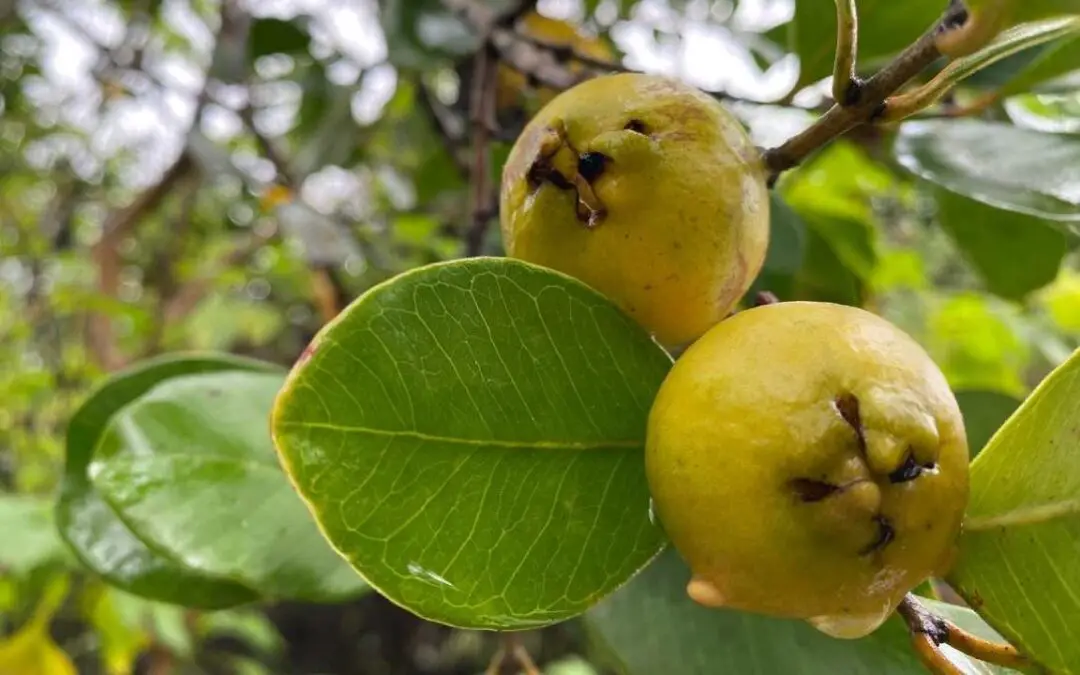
left=464, top=46, right=499, bottom=257
left=87, top=151, right=196, bottom=370
left=832, top=0, right=860, bottom=104
left=883, top=15, right=1080, bottom=123
left=896, top=594, right=1030, bottom=674
left=762, top=2, right=968, bottom=184
left=484, top=633, right=541, bottom=675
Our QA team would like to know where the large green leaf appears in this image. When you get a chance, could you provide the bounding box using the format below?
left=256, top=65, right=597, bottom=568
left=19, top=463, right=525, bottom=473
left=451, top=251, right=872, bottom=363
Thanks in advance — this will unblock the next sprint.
left=89, top=370, right=366, bottom=603
left=57, top=355, right=269, bottom=608
left=791, top=0, right=944, bottom=90
left=936, top=189, right=1068, bottom=301
left=272, top=258, right=672, bottom=629
left=948, top=347, right=1080, bottom=674
left=895, top=120, right=1080, bottom=224
left=587, top=548, right=1018, bottom=675
left=955, top=390, right=1024, bottom=458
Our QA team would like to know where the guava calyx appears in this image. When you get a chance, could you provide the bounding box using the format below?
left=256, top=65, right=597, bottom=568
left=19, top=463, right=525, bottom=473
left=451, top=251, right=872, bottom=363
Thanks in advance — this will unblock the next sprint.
left=524, top=122, right=608, bottom=228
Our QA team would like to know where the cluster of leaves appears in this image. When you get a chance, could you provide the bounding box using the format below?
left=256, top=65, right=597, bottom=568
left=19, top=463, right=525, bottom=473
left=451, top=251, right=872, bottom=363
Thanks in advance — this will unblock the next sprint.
left=1, top=0, right=1079, bottom=673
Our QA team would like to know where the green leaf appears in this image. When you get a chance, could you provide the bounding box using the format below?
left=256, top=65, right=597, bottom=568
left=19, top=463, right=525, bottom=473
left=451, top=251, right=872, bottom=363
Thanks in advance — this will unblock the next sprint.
left=248, top=18, right=311, bottom=60
left=791, top=0, right=944, bottom=90
left=0, top=495, right=68, bottom=575
left=793, top=229, right=864, bottom=306
left=748, top=194, right=807, bottom=301
left=895, top=119, right=1080, bottom=224
left=955, top=390, right=1024, bottom=457
left=936, top=189, right=1068, bottom=301
left=272, top=258, right=672, bottom=629
left=1001, top=34, right=1080, bottom=94
left=586, top=548, right=1019, bottom=675
left=89, top=370, right=367, bottom=603
left=57, top=354, right=275, bottom=609
left=927, top=293, right=1030, bottom=396
left=948, top=347, right=1080, bottom=674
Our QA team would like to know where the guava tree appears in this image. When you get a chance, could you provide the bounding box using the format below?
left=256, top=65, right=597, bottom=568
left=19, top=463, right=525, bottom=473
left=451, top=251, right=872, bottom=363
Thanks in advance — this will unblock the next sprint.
left=1, top=0, right=1079, bottom=673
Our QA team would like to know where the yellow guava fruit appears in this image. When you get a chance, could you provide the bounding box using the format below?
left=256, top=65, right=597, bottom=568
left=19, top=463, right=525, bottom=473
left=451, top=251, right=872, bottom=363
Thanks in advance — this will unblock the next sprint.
left=645, top=301, right=970, bottom=638
left=500, top=72, right=770, bottom=350
left=496, top=12, right=616, bottom=114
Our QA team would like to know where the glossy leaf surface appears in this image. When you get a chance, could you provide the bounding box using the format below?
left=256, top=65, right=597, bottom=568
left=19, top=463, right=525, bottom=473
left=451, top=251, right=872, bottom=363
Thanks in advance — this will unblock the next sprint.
left=272, top=258, right=672, bottom=629
left=949, top=347, right=1080, bottom=674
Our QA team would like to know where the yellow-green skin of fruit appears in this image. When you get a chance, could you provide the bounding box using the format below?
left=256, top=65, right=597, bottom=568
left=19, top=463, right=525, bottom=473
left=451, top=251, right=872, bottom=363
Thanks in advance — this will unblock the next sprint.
left=645, top=302, right=970, bottom=638
left=500, top=73, right=770, bottom=350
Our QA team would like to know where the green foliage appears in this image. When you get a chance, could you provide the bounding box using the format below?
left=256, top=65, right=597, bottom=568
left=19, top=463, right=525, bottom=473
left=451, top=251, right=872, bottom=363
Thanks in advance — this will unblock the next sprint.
left=272, top=258, right=671, bottom=629
left=2, top=0, right=1080, bottom=671
left=955, top=390, right=1024, bottom=456
left=56, top=353, right=367, bottom=610
left=935, top=189, right=1068, bottom=301
left=895, top=120, right=1080, bottom=224
left=949, top=348, right=1080, bottom=673
left=249, top=18, right=311, bottom=60
left=56, top=355, right=276, bottom=609
left=587, top=548, right=1016, bottom=675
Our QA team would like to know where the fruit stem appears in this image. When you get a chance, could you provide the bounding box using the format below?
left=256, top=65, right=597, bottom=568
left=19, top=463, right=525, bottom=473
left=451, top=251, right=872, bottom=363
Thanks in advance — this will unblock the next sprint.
left=897, top=593, right=1031, bottom=674
left=484, top=633, right=541, bottom=675
left=762, top=1, right=969, bottom=184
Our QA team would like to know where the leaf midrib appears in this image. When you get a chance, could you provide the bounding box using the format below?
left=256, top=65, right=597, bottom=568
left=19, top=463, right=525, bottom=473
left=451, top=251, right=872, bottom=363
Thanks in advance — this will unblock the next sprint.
left=965, top=497, right=1080, bottom=531
left=275, top=420, right=642, bottom=451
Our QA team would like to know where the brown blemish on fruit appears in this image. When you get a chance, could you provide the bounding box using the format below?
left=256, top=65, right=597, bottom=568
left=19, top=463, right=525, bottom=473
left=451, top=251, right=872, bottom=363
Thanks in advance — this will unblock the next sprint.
left=861, top=515, right=895, bottom=555
left=834, top=393, right=867, bottom=457
left=790, top=478, right=839, bottom=502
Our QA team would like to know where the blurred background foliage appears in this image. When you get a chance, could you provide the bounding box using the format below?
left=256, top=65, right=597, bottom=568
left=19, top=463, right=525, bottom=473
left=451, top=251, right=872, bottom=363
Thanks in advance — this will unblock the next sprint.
left=0, top=0, right=1077, bottom=672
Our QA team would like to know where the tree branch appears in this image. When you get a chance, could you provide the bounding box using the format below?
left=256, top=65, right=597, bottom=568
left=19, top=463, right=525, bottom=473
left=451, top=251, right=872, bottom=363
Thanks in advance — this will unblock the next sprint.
left=762, top=1, right=968, bottom=184
left=464, top=47, right=499, bottom=257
